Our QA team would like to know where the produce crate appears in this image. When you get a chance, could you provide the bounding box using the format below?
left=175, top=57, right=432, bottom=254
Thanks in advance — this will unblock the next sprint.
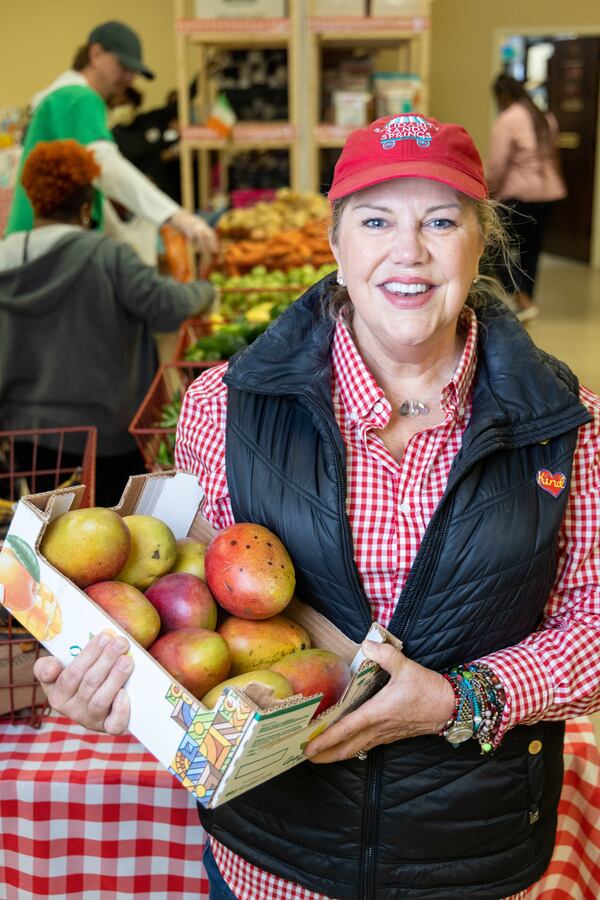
left=0, top=427, right=97, bottom=538
left=0, top=613, right=48, bottom=727
left=128, top=362, right=218, bottom=472
left=172, top=287, right=297, bottom=362
left=0, top=426, right=97, bottom=727
left=230, top=188, right=277, bottom=208
left=173, top=316, right=215, bottom=362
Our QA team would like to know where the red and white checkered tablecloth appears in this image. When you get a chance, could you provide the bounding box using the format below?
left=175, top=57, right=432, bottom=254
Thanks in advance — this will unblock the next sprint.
left=0, top=714, right=209, bottom=899
left=526, top=717, right=600, bottom=900
left=0, top=715, right=597, bottom=899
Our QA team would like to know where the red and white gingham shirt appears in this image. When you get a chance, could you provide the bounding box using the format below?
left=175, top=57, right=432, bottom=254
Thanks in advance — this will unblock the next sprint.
left=175, top=311, right=600, bottom=900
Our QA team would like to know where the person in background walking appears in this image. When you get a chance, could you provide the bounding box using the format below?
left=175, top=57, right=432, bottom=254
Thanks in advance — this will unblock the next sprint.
left=6, top=20, right=217, bottom=262
left=487, top=73, right=566, bottom=322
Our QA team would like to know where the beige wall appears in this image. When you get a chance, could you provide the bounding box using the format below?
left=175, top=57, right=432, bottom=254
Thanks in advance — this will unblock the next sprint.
left=0, top=0, right=176, bottom=110
left=4, top=2, right=598, bottom=138
left=430, top=0, right=600, bottom=267
left=429, top=0, right=600, bottom=157
left=2, top=0, right=600, bottom=262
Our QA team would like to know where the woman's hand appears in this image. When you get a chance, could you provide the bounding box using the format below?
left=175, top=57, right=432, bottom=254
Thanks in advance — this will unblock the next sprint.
left=33, top=631, right=134, bottom=735
left=304, top=640, right=455, bottom=763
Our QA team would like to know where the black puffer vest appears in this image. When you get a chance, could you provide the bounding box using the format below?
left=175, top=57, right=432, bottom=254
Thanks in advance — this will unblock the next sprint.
left=198, top=278, right=591, bottom=899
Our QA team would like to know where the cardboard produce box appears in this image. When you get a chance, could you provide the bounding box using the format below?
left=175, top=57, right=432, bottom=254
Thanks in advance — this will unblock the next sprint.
left=194, top=0, right=286, bottom=18
left=0, top=472, right=399, bottom=808
left=370, top=0, right=428, bottom=16
left=0, top=636, right=48, bottom=717
left=311, top=0, right=366, bottom=14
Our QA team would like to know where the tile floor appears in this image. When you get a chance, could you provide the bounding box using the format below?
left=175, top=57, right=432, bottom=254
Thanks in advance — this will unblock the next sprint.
left=526, top=254, right=600, bottom=394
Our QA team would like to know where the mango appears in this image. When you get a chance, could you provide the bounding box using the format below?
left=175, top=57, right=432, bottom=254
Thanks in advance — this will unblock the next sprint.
left=116, top=515, right=177, bottom=590
left=201, top=669, right=294, bottom=709
left=40, top=507, right=130, bottom=589
left=271, top=649, right=352, bottom=718
left=218, top=614, right=310, bottom=674
left=205, top=523, right=295, bottom=619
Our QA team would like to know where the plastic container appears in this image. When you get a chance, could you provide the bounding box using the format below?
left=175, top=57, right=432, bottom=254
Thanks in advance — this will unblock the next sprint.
left=333, top=91, right=371, bottom=127
left=373, top=73, right=422, bottom=117
left=230, top=188, right=277, bottom=208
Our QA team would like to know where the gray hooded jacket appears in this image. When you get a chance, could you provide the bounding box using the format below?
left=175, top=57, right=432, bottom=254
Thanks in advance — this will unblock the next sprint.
left=0, top=228, right=213, bottom=454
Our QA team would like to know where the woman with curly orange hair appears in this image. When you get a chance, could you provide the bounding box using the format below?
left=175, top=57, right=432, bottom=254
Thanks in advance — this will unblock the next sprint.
left=0, top=139, right=214, bottom=505
left=20, top=138, right=101, bottom=225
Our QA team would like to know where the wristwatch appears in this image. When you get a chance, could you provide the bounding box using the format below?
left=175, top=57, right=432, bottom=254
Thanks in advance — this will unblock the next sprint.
left=444, top=717, right=474, bottom=746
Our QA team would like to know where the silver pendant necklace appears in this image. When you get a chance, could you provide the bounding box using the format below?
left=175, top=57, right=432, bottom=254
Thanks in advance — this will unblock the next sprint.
left=399, top=400, right=430, bottom=417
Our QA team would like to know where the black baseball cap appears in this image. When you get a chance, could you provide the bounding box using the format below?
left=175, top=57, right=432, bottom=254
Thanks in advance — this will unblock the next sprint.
left=88, top=21, right=155, bottom=80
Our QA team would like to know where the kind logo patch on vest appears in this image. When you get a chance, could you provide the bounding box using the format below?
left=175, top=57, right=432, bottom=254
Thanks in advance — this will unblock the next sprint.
left=536, top=469, right=567, bottom=498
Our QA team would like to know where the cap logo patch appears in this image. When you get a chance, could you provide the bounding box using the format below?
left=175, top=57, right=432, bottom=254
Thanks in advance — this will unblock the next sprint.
left=374, top=115, right=439, bottom=151
left=536, top=469, right=567, bottom=498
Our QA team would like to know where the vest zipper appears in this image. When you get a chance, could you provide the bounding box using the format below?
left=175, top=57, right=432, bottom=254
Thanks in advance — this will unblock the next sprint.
left=268, top=394, right=383, bottom=900
left=229, top=384, right=380, bottom=893
left=359, top=747, right=382, bottom=900
left=274, top=390, right=386, bottom=898
left=389, top=500, right=453, bottom=640
left=305, top=397, right=373, bottom=630
left=388, top=432, right=524, bottom=641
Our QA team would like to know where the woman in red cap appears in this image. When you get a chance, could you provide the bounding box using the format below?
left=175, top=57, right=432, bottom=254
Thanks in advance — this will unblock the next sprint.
left=35, top=115, right=600, bottom=900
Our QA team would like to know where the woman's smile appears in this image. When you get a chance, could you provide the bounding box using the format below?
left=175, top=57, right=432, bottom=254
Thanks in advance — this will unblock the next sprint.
left=378, top=278, right=437, bottom=309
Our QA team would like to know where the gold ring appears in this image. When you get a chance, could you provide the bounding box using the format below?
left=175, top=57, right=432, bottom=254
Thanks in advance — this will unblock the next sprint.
left=355, top=749, right=368, bottom=761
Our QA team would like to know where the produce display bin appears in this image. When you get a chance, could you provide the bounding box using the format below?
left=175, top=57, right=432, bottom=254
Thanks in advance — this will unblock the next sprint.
left=230, top=188, right=277, bottom=208
left=0, top=426, right=97, bottom=726
left=0, top=612, right=48, bottom=727
left=172, top=317, right=215, bottom=362
left=173, top=283, right=306, bottom=363
left=129, top=362, right=218, bottom=472
left=0, top=427, right=97, bottom=517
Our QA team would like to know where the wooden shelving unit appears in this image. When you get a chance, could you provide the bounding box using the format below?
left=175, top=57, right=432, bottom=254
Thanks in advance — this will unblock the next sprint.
left=307, top=9, right=431, bottom=192
left=174, top=0, right=431, bottom=207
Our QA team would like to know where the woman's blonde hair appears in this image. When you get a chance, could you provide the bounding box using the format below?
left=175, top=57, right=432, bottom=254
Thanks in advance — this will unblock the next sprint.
left=323, top=188, right=514, bottom=323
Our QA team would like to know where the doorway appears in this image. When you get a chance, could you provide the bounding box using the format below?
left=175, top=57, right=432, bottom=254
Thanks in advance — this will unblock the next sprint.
left=497, top=32, right=600, bottom=265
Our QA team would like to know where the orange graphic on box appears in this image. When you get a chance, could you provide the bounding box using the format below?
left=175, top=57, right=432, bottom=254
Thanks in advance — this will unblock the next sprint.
left=0, top=536, right=62, bottom=641
left=166, top=683, right=255, bottom=802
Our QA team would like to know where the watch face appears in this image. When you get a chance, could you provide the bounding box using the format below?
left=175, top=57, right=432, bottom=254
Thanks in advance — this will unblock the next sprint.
left=447, top=722, right=474, bottom=745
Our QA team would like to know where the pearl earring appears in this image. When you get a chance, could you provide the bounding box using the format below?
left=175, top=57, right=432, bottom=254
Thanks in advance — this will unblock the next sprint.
left=337, top=275, right=345, bottom=286
left=473, top=275, right=481, bottom=285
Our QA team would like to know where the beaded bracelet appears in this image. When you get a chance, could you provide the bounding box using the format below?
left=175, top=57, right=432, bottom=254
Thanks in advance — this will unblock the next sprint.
left=439, top=663, right=506, bottom=754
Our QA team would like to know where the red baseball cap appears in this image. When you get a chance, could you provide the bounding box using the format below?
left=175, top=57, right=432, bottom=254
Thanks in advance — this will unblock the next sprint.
left=328, top=114, right=488, bottom=202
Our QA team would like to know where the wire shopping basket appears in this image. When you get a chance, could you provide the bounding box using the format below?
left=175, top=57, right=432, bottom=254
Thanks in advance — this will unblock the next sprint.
left=129, top=362, right=216, bottom=472
left=0, top=426, right=97, bottom=726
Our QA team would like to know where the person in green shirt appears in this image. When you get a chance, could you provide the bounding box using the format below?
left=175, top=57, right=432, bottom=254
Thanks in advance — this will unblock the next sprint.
left=7, top=21, right=217, bottom=259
